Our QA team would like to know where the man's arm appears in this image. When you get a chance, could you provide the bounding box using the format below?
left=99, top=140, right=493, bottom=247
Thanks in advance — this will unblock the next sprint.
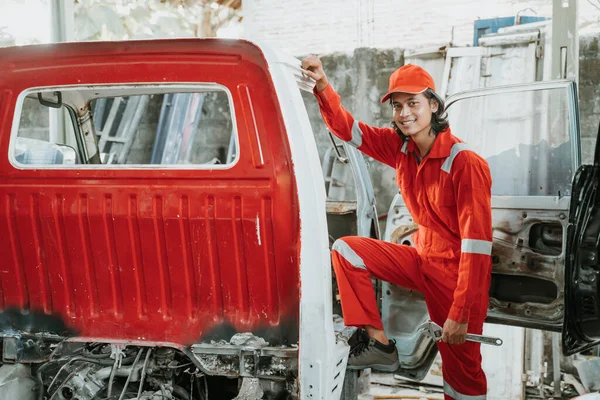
left=442, top=155, right=493, bottom=344
left=302, top=56, right=401, bottom=168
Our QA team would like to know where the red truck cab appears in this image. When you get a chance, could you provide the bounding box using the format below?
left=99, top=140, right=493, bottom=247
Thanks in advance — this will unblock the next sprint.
left=0, top=39, right=352, bottom=400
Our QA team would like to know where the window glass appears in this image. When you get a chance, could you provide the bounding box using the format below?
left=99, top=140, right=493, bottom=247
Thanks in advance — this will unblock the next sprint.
left=447, top=87, right=573, bottom=196
left=15, top=94, right=78, bottom=165
left=13, top=87, right=237, bottom=168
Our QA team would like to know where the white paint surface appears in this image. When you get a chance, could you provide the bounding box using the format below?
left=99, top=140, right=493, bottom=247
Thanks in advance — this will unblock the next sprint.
left=259, top=41, right=345, bottom=399
left=255, top=214, right=261, bottom=245
left=482, top=324, right=525, bottom=399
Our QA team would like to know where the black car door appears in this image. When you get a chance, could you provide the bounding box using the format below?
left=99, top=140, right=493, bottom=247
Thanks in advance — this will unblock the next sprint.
left=564, top=119, right=600, bottom=355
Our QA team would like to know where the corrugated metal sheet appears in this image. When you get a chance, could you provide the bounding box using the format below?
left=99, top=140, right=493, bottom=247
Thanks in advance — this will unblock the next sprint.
left=1, top=186, right=297, bottom=344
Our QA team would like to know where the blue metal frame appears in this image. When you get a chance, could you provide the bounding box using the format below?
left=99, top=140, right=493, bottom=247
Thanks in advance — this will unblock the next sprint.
left=473, top=16, right=548, bottom=46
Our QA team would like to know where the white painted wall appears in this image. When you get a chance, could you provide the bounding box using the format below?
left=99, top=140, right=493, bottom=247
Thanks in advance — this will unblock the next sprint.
left=243, top=0, right=600, bottom=55
left=0, top=0, right=51, bottom=46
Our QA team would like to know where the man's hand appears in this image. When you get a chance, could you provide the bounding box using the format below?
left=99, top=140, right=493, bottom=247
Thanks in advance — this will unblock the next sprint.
left=301, top=55, right=329, bottom=93
left=441, top=318, right=468, bottom=345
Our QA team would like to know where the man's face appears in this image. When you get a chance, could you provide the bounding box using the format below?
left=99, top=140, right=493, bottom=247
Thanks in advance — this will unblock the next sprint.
left=391, top=92, right=437, bottom=138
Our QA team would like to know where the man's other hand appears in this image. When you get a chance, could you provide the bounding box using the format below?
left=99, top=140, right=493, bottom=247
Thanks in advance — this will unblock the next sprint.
left=301, top=55, right=329, bottom=93
left=441, top=318, right=468, bottom=344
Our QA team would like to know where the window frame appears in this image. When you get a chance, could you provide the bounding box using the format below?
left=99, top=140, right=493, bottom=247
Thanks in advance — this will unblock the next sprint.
left=445, top=79, right=581, bottom=198
left=9, top=83, right=240, bottom=170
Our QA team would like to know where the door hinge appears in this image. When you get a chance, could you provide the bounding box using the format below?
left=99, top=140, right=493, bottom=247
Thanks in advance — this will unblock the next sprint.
left=536, top=44, right=544, bottom=59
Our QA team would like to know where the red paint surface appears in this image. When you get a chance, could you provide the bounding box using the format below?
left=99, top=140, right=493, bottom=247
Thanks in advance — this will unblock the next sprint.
left=0, top=39, right=300, bottom=345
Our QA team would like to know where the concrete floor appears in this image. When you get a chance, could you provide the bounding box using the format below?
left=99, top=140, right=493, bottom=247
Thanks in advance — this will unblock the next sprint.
left=360, top=355, right=445, bottom=399
left=362, top=373, right=444, bottom=399
left=232, top=350, right=588, bottom=400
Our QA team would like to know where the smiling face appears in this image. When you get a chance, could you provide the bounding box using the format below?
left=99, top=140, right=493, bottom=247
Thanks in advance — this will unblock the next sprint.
left=391, top=92, right=438, bottom=139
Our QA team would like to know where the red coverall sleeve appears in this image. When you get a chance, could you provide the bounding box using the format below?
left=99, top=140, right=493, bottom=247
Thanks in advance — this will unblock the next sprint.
left=448, top=157, right=493, bottom=323
left=314, top=84, right=401, bottom=168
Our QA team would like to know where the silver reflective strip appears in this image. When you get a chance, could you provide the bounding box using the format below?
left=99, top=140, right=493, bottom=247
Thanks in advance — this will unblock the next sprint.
left=332, top=239, right=366, bottom=270
left=444, top=381, right=487, bottom=400
left=350, top=120, right=363, bottom=148
left=461, top=239, right=493, bottom=255
left=401, top=140, right=408, bottom=154
left=441, top=143, right=470, bottom=173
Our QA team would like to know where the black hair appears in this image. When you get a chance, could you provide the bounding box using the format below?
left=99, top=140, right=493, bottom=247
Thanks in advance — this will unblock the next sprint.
left=390, top=88, right=449, bottom=140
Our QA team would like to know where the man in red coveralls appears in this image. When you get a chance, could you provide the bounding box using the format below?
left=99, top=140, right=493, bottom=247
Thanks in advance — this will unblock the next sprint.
left=302, top=56, right=493, bottom=399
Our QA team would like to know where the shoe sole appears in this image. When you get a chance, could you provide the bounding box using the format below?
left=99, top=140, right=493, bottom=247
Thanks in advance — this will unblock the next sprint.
left=347, top=361, right=400, bottom=372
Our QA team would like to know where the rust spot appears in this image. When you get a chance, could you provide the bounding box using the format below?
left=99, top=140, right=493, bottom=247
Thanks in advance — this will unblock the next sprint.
left=390, top=223, right=418, bottom=244
left=326, top=201, right=356, bottom=215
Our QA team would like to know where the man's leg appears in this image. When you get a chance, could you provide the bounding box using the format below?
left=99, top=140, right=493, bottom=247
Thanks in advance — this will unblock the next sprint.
left=423, top=267, right=488, bottom=399
left=331, top=236, right=424, bottom=371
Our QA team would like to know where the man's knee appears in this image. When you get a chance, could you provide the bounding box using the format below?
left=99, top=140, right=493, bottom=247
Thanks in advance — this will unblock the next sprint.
left=332, top=237, right=367, bottom=271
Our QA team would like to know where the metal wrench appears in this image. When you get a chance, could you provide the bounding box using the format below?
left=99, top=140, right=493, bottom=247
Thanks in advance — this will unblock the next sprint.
left=418, top=320, right=503, bottom=346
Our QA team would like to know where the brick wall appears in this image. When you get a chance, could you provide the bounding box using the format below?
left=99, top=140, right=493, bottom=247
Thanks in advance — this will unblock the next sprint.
left=244, top=0, right=599, bottom=56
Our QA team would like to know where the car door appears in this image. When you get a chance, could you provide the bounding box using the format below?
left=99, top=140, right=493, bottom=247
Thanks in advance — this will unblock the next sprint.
left=564, top=119, right=600, bottom=355
left=382, top=80, right=584, bottom=380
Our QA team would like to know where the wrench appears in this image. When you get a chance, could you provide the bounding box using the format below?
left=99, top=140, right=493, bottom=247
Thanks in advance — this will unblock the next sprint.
left=418, top=320, right=503, bottom=346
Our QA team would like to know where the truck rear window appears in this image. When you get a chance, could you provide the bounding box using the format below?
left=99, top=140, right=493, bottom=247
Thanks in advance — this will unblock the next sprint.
left=12, top=86, right=237, bottom=168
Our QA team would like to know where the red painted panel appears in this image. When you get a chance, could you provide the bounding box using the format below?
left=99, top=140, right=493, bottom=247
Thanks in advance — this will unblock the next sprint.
left=0, top=39, right=300, bottom=346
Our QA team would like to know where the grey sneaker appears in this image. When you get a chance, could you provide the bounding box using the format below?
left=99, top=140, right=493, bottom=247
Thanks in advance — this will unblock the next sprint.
left=347, top=336, right=400, bottom=372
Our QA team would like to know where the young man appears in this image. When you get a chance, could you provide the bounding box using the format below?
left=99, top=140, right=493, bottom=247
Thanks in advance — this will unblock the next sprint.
left=302, top=56, right=493, bottom=399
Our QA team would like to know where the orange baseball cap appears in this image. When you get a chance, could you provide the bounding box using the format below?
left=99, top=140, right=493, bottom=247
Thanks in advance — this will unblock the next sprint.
left=380, top=64, right=436, bottom=103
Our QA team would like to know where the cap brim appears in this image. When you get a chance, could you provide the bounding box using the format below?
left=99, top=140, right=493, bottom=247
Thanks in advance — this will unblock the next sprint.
left=380, top=87, right=427, bottom=103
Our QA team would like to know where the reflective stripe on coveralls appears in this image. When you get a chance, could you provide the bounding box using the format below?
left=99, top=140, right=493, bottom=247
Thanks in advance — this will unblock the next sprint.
left=401, top=140, right=408, bottom=154
left=462, top=239, right=493, bottom=255
left=441, top=142, right=470, bottom=173
left=444, top=381, right=487, bottom=400
left=332, top=239, right=367, bottom=270
left=350, top=120, right=363, bottom=148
